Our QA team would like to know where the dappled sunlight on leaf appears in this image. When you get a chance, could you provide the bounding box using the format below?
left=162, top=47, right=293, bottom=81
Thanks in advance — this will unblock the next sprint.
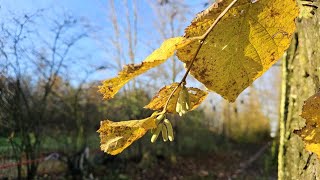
left=177, top=0, right=299, bottom=102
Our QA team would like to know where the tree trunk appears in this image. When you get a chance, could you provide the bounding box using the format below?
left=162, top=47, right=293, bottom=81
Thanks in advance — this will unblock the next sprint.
left=278, top=5, right=320, bottom=179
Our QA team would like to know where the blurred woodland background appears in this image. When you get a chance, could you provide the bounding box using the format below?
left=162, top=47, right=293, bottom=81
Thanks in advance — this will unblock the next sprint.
left=0, top=0, right=281, bottom=179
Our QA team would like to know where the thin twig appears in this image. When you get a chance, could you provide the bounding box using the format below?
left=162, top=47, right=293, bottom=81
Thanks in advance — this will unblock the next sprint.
left=162, top=0, right=238, bottom=113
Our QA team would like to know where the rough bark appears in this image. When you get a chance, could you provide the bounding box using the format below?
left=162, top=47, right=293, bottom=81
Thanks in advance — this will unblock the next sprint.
left=278, top=3, right=320, bottom=179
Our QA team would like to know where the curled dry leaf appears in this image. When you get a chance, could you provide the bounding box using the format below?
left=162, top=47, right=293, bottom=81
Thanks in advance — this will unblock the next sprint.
left=177, top=0, right=299, bottom=102
left=98, top=37, right=193, bottom=100
left=188, top=87, right=209, bottom=110
left=98, top=117, right=156, bottom=155
left=144, top=83, right=208, bottom=113
left=145, top=83, right=182, bottom=113
left=300, top=92, right=320, bottom=123
left=294, top=92, right=320, bottom=158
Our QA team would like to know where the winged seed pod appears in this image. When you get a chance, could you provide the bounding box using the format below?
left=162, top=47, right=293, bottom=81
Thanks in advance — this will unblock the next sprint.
left=162, top=124, right=168, bottom=142
left=175, top=101, right=183, bottom=116
left=176, top=85, right=190, bottom=116
left=155, top=114, right=165, bottom=124
left=151, top=123, right=163, bottom=143
left=164, top=119, right=174, bottom=141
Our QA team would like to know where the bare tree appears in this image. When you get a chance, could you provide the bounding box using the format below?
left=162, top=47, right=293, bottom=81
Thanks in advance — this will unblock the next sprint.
left=0, top=10, right=91, bottom=179
left=148, top=0, right=190, bottom=84
left=97, top=0, right=140, bottom=93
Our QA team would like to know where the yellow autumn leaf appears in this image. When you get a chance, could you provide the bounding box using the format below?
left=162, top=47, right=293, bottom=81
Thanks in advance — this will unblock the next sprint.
left=98, top=37, right=193, bottom=100
left=97, top=117, right=156, bottom=155
left=177, top=0, right=299, bottom=102
left=301, top=92, right=320, bottom=123
left=188, top=87, right=209, bottom=110
left=295, top=92, right=320, bottom=158
left=144, top=83, right=208, bottom=113
left=145, top=83, right=182, bottom=113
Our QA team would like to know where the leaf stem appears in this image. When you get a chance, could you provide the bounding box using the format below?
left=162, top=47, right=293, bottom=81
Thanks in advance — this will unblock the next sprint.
left=200, top=0, right=238, bottom=40
left=162, top=0, right=238, bottom=114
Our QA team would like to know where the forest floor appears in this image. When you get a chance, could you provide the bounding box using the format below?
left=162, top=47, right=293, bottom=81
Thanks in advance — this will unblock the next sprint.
left=93, top=141, right=277, bottom=180
left=1, top=140, right=277, bottom=180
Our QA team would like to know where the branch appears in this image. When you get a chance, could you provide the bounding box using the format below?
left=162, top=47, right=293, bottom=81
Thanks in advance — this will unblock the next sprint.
left=162, top=0, right=238, bottom=113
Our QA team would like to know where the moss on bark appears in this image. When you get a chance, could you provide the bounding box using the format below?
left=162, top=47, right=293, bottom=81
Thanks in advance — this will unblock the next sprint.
left=279, top=2, right=320, bottom=179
